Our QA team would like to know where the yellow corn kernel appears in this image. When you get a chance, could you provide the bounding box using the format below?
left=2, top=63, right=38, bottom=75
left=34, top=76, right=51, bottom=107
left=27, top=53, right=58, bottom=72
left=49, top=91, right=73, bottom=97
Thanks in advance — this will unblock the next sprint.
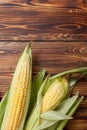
left=41, top=78, right=69, bottom=113
left=5, top=57, right=29, bottom=130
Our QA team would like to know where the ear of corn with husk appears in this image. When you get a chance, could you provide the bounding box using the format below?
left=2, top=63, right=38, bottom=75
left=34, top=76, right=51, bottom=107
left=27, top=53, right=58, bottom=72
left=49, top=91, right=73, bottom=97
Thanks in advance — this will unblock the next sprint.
left=24, top=77, right=70, bottom=130
left=1, top=44, right=32, bottom=130
left=0, top=69, right=45, bottom=129
left=24, top=67, right=87, bottom=130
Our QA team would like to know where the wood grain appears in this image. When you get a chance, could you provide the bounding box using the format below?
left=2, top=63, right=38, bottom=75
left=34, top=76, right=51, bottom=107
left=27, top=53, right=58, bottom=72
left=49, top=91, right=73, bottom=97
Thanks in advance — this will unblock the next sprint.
left=0, top=1, right=87, bottom=41
left=0, top=42, right=87, bottom=130
left=0, top=0, right=87, bottom=129
left=29, top=0, right=87, bottom=9
left=1, top=0, right=87, bottom=9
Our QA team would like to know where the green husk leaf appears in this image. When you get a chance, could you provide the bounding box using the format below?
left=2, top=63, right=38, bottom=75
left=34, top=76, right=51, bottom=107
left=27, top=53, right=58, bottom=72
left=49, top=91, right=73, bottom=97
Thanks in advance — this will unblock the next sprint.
left=69, top=78, right=77, bottom=87
left=0, top=91, right=8, bottom=128
left=24, top=76, right=50, bottom=130
left=39, top=93, right=78, bottom=129
left=39, top=120, right=57, bottom=130
left=36, top=75, right=50, bottom=126
left=28, top=69, right=46, bottom=116
left=41, top=111, right=72, bottom=121
left=56, top=92, right=79, bottom=113
left=50, top=67, right=87, bottom=80
left=56, top=96, right=84, bottom=130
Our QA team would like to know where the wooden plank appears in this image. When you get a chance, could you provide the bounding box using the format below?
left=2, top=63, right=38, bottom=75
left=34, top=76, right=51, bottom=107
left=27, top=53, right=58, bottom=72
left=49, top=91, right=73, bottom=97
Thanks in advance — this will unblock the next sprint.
left=0, top=41, right=87, bottom=130
left=0, top=2, right=87, bottom=41
left=1, top=0, right=87, bottom=9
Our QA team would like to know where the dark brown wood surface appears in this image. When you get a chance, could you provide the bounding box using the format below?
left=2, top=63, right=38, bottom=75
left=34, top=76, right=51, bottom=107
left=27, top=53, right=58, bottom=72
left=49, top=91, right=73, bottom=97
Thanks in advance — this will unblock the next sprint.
left=0, top=0, right=87, bottom=130
left=0, top=0, right=87, bottom=41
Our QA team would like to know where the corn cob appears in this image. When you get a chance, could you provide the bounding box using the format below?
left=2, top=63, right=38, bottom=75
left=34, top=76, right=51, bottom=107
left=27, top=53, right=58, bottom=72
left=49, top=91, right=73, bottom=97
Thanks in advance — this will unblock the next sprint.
left=41, top=78, right=69, bottom=113
left=1, top=44, right=32, bottom=130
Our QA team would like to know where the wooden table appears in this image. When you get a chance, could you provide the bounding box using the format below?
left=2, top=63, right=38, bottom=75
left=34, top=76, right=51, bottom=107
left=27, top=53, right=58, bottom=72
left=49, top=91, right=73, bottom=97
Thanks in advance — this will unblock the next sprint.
left=0, top=0, right=87, bottom=129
